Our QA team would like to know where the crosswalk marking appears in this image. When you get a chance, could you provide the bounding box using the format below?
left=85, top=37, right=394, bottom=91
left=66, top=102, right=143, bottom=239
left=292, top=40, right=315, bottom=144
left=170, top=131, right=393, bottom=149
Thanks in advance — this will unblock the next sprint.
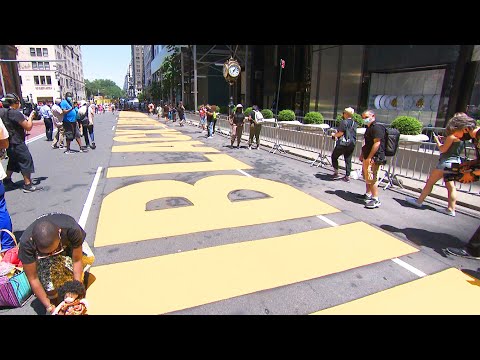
left=87, top=222, right=418, bottom=314
left=312, top=268, right=480, bottom=315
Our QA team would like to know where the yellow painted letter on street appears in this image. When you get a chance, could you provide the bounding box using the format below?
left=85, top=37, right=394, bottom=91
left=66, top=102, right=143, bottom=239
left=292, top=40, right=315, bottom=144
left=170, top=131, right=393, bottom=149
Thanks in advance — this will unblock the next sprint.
left=95, top=174, right=339, bottom=247
left=111, top=141, right=219, bottom=153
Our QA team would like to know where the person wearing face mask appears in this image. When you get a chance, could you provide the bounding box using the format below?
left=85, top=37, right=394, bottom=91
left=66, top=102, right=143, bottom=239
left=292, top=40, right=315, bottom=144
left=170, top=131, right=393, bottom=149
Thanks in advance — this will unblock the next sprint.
left=60, top=92, right=88, bottom=154
left=357, top=109, right=386, bottom=209
left=441, top=112, right=480, bottom=259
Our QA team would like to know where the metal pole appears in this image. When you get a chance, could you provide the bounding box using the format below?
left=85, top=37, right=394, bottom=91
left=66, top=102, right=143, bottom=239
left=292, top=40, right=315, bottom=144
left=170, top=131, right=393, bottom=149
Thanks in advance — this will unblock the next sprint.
left=0, top=64, right=5, bottom=96
left=193, top=45, right=197, bottom=113
left=271, top=60, right=285, bottom=154
left=180, top=49, right=184, bottom=103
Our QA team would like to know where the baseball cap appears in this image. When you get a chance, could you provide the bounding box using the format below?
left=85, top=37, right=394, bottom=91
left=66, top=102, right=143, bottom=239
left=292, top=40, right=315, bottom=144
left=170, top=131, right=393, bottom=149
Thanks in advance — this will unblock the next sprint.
left=344, top=107, right=355, bottom=115
left=236, top=104, right=243, bottom=108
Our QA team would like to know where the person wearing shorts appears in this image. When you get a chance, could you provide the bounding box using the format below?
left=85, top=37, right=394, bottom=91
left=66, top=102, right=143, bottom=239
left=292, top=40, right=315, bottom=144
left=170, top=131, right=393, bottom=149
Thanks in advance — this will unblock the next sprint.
left=358, top=109, right=386, bottom=209
left=0, top=93, right=40, bottom=193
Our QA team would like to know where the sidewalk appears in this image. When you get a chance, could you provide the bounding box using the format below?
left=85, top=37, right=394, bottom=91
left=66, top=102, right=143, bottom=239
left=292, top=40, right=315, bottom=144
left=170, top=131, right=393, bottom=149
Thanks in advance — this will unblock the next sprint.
left=258, top=137, right=480, bottom=216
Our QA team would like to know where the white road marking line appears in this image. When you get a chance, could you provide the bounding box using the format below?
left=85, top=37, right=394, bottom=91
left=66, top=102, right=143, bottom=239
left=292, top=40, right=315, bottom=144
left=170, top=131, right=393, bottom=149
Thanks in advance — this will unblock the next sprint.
left=112, top=126, right=115, bottom=131
left=237, top=169, right=252, bottom=177
left=25, top=133, right=45, bottom=144
left=391, top=258, right=426, bottom=277
left=316, top=214, right=339, bottom=227
left=78, top=166, right=103, bottom=229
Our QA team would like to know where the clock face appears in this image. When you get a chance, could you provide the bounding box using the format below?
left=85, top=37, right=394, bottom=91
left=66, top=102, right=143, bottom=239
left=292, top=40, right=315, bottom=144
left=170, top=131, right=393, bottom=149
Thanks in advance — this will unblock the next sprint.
left=228, top=64, right=240, bottom=77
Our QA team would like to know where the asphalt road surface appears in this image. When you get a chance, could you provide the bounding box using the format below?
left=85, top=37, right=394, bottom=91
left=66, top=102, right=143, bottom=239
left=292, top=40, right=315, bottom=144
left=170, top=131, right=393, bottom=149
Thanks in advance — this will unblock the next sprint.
left=2, top=110, right=480, bottom=315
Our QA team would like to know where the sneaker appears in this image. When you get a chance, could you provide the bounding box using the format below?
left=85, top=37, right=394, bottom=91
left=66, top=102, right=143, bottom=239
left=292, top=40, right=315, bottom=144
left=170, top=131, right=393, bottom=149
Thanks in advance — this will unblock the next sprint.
left=64, top=150, right=75, bottom=154
left=341, top=176, right=350, bottom=183
left=248, top=145, right=252, bottom=150
left=51, top=144, right=59, bottom=149
left=365, top=198, right=381, bottom=209
left=444, top=247, right=480, bottom=260
left=356, top=193, right=372, bottom=202
left=207, top=136, right=213, bottom=139
left=90, top=142, right=96, bottom=149
left=331, top=173, right=343, bottom=180
left=23, top=184, right=41, bottom=193
left=438, top=208, right=455, bottom=217
left=405, top=196, right=423, bottom=208
left=79, top=147, right=89, bottom=153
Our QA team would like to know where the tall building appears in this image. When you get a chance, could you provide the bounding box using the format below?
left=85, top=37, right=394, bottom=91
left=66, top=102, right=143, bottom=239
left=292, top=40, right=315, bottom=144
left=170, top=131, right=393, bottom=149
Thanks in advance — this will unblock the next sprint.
left=131, top=45, right=143, bottom=96
left=15, top=45, right=86, bottom=104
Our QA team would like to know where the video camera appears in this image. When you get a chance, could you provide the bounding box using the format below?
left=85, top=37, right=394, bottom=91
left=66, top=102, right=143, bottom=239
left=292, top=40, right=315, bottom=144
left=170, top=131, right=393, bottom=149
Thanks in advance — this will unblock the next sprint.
left=443, top=159, right=480, bottom=183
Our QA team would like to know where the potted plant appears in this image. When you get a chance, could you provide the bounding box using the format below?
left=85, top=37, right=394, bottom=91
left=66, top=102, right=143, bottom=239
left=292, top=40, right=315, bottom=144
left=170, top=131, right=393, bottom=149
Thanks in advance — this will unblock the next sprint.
left=303, top=111, right=324, bottom=124
left=278, top=109, right=296, bottom=121
left=390, top=116, right=428, bottom=142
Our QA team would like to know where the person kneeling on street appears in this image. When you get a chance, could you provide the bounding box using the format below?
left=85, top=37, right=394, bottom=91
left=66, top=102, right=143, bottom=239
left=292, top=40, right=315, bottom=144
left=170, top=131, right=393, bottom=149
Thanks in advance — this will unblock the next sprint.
left=18, top=213, right=95, bottom=314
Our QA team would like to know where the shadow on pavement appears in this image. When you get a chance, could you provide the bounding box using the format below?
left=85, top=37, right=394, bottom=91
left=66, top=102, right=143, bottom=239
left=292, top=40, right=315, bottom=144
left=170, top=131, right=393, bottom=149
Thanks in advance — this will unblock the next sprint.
left=324, top=189, right=365, bottom=204
left=380, top=224, right=464, bottom=257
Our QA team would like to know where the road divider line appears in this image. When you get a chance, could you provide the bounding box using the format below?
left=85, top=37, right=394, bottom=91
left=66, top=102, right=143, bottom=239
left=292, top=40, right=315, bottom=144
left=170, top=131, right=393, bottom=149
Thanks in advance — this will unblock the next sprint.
left=25, top=133, right=45, bottom=144
left=391, top=258, right=426, bottom=277
left=236, top=169, right=252, bottom=177
left=316, top=214, right=339, bottom=227
left=78, top=166, right=103, bottom=229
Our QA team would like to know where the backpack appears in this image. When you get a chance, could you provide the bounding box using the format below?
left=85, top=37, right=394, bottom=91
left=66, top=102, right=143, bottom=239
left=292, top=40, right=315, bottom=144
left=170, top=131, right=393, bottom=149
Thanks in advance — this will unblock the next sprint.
left=337, top=119, right=356, bottom=146
left=254, top=110, right=264, bottom=124
left=378, top=124, right=400, bottom=157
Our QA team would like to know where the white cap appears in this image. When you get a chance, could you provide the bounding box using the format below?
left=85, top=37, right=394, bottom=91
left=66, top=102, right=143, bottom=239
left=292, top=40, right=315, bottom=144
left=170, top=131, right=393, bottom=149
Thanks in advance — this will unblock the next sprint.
left=344, top=107, right=355, bottom=115
left=236, top=104, right=243, bottom=108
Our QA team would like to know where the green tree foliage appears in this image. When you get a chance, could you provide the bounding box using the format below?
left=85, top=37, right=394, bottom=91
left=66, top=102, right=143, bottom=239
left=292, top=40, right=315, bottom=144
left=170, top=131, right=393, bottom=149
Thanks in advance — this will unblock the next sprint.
left=85, top=79, right=125, bottom=99
left=160, top=46, right=181, bottom=101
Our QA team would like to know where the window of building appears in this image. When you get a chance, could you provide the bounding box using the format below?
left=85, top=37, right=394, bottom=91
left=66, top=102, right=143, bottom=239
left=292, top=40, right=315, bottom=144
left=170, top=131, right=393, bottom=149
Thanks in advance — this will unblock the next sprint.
left=32, top=62, right=38, bottom=70
left=46, top=76, right=52, bottom=85
left=43, top=48, right=48, bottom=57
left=34, top=76, right=40, bottom=85
left=38, top=62, right=44, bottom=70
left=36, top=48, right=42, bottom=56
left=19, top=76, right=22, bottom=85
left=40, top=76, right=46, bottom=85
left=30, top=48, right=35, bottom=56
left=45, top=62, right=50, bottom=70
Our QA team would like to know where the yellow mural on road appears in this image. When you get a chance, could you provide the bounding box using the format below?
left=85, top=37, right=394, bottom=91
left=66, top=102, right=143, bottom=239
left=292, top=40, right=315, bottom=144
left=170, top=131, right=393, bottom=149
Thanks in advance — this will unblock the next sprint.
left=87, top=222, right=418, bottom=315
left=94, top=174, right=339, bottom=246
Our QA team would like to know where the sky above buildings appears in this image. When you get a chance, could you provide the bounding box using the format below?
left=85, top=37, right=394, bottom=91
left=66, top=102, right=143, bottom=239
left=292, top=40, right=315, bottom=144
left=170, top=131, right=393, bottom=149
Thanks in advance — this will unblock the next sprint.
left=81, top=45, right=131, bottom=88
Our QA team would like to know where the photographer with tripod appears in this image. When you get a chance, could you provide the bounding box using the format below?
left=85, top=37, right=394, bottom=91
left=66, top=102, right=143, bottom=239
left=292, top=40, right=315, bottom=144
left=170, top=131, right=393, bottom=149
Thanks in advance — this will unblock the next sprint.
left=442, top=112, right=480, bottom=259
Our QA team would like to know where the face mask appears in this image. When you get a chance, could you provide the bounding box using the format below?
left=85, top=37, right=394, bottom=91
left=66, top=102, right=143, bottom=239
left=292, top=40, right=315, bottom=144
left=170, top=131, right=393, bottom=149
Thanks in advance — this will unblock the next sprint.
left=363, top=117, right=372, bottom=125
left=67, top=97, right=72, bottom=103
left=461, top=132, right=472, bottom=141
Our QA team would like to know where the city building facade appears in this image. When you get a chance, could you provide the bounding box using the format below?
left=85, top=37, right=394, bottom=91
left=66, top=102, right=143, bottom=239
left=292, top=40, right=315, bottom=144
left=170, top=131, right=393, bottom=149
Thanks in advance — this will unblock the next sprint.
left=15, top=45, right=86, bottom=104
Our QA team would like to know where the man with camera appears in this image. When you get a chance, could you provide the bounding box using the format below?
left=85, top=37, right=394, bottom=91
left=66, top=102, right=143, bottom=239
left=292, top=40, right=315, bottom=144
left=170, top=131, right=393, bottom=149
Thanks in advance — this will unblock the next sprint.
left=0, top=93, right=40, bottom=193
left=443, top=112, right=480, bottom=259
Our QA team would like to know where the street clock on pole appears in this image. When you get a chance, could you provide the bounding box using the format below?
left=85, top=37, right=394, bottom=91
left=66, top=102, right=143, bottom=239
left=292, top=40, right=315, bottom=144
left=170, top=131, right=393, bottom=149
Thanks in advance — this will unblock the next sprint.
left=223, top=58, right=241, bottom=84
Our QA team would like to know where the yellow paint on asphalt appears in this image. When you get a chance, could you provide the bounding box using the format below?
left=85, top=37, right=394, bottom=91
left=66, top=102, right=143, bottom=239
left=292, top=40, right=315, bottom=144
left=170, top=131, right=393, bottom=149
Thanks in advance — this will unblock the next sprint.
left=312, top=268, right=480, bottom=315
left=115, top=129, right=177, bottom=134
left=113, top=132, right=192, bottom=143
left=94, top=174, right=340, bottom=246
left=106, top=154, right=252, bottom=178
left=111, top=141, right=219, bottom=153
left=87, top=222, right=418, bottom=315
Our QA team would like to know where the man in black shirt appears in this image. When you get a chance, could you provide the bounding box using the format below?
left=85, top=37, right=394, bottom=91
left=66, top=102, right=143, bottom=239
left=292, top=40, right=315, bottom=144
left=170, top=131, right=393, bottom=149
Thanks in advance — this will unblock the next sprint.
left=18, top=213, right=93, bottom=314
left=331, top=107, right=357, bottom=182
left=0, top=93, right=39, bottom=192
left=229, top=104, right=245, bottom=148
left=358, top=109, right=386, bottom=209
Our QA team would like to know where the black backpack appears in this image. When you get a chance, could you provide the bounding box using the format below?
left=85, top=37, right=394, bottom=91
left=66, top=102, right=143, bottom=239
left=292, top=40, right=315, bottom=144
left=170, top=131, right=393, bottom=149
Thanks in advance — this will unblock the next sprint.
left=378, top=124, right=400, bottom=157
